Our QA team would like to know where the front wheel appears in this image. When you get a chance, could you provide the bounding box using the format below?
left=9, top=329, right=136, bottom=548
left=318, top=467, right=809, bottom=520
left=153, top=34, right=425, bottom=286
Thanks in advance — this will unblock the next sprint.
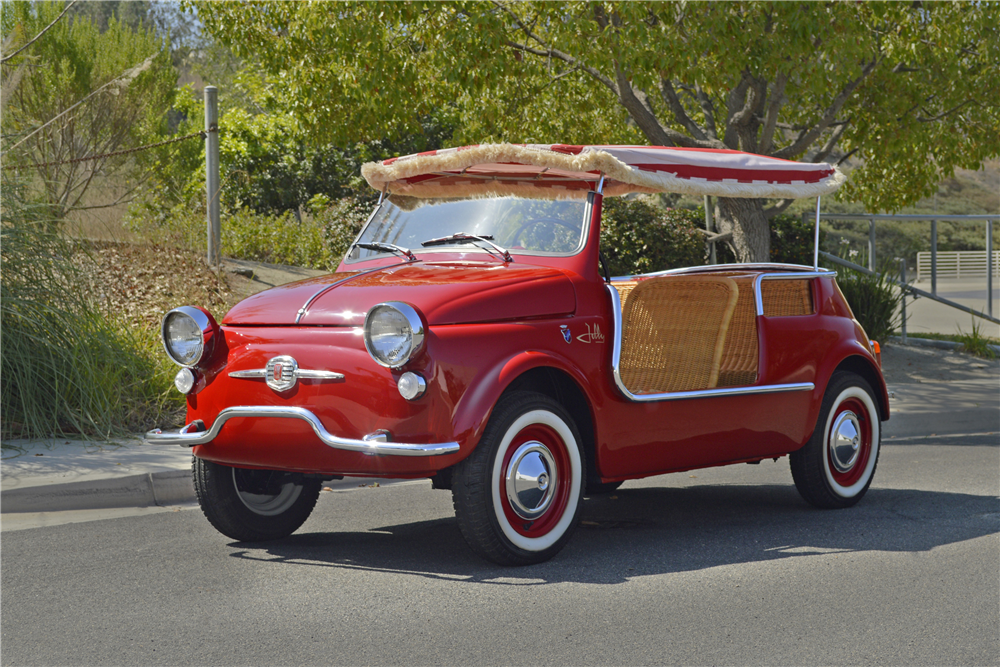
left=193, top=458, right=321, bottom=541
left=452, top=391, right=585, bottom=565
left=790, top=371, right=881, bottom=509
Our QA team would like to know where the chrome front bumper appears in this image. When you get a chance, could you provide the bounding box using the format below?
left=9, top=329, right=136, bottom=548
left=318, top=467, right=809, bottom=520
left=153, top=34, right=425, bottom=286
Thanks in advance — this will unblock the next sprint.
left=144, top=405, right=460, bottom=457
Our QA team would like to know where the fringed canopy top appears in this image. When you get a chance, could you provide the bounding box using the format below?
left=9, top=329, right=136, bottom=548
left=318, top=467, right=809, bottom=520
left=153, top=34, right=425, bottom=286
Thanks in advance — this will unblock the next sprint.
left=362, top=144, right=846, bottom=201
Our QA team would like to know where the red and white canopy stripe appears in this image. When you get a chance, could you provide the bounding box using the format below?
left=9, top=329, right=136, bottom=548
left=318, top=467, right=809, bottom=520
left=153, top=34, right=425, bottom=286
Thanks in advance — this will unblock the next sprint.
left=362, top=144, right=846, bottom=200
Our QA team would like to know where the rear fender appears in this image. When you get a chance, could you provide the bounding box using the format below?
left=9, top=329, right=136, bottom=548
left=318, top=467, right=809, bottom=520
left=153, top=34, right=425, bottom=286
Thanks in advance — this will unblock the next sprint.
left=814, top=340, right=890, bottom=422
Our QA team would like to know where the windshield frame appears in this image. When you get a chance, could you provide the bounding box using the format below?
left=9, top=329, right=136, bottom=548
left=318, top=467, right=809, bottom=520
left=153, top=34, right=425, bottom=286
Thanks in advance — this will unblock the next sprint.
left=343, top=193, right=595, bottom=265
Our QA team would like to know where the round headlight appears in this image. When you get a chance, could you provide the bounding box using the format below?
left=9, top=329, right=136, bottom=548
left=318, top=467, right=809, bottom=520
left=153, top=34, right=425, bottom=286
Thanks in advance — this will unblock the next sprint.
left=364, top=302, right=425, bottom=368
left=161, top=306, right=216, bottom=367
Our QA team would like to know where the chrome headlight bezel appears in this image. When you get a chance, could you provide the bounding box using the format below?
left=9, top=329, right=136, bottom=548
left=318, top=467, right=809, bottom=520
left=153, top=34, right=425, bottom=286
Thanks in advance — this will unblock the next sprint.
left=161, top=306, right=218, bottom=368
left=363, top=302, right=425, bottom=369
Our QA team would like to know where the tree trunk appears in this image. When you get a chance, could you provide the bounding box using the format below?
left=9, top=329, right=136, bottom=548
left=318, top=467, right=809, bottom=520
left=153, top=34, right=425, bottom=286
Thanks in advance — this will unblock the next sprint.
left=716, top=197, right=770, bottom=263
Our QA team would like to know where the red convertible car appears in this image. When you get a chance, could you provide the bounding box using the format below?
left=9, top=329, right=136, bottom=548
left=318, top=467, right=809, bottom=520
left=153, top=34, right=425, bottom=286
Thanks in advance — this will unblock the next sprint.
left=148, top=144, right=888, bottom=565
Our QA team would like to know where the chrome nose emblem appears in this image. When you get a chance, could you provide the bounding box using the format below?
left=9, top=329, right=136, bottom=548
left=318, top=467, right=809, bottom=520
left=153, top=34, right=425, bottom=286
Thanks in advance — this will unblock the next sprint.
left=266, top=355, right=299, bottom=392
left=229, top=356, right=345, bottom=391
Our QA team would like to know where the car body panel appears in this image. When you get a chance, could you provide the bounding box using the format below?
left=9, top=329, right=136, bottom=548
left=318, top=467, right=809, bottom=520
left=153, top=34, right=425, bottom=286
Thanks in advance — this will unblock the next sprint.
left=154, top=156, right=886, bottom=489
left=222, top=261, right=577, bottom=327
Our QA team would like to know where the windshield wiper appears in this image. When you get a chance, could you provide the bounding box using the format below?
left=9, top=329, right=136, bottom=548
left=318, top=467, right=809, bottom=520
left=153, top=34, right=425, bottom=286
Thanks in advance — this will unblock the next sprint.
left=353, top=242, right=417, bottom=262
left=420, top=233, right=513, bottom=263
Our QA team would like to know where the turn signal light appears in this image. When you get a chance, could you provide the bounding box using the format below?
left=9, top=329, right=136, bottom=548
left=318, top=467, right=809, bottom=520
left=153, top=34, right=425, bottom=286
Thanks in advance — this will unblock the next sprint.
left=872, top=340, right=882, bottom=367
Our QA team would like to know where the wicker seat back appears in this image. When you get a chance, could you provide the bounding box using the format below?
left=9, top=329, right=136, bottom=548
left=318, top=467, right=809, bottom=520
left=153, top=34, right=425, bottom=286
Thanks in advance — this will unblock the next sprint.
left=619, top=276, right=739, bottom=394
left=716, top=277, right=759, bottom=387
left=611, top=281, right=639, bottom=311
left=761, top=279, right=813, bottom=317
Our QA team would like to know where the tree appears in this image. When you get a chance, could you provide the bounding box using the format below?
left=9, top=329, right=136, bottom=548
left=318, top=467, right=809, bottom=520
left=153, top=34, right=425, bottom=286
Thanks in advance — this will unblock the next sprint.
left=2, top=1, right=175, bottom=220
left=196, top=1, right=1000, bottom=262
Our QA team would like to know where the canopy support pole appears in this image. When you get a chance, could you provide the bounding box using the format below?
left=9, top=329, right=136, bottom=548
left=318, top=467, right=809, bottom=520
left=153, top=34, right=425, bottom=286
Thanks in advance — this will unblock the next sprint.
left=813, top=197, right=822, bottom=270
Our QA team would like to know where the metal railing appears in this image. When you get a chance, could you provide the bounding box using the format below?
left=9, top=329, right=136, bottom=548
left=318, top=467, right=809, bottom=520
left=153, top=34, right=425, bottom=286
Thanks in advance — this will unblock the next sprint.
left=819, top=252, right=1000, bottom=337
left=811, top=213, right=997, bottom=320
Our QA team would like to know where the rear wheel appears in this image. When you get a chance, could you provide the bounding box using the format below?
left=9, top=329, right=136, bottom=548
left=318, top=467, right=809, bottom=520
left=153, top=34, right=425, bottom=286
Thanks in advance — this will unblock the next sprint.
left=452, top=391, right=584, bottom=565
left=193, top=457, right=321, bottom=541
left=790, top=371, right=881, bottom=509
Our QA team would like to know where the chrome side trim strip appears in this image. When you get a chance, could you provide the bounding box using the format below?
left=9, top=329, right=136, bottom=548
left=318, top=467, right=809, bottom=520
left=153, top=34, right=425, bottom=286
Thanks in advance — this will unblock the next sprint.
left=606, top=284, right=814, bottom=403
left=295, top=370, right=346, bottom=381
left=752, top=270, right=835, bottom=316
left=228, top=369, right=266, bottom=378
left=615, top=381, right=816, bottom=402
left=145, top=406, right=460, bottom=456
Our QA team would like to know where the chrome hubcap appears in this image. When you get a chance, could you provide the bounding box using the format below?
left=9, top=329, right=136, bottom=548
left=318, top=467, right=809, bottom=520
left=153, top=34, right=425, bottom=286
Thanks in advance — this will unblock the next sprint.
left=830, top=411, right=862, bottom=473
left=505, top=442, right=557, bottom=520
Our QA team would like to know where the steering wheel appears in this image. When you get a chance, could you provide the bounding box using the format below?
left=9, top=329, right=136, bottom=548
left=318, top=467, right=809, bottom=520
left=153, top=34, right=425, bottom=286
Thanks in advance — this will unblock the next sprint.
left=510, top=217, right=581, bottom=250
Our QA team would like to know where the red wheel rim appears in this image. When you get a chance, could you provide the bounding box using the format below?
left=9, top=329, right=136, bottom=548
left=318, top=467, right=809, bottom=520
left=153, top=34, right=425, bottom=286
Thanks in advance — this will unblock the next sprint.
left=827, top=397, right=872, bottom=487
left=498, top=424, right=572, bottom=538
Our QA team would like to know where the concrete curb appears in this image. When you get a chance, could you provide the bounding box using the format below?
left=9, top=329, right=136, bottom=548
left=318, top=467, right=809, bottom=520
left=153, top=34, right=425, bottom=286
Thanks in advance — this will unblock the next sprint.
left=0, top=470, right=195, bottom=514
left=889, top=335, right=1000, bottom=355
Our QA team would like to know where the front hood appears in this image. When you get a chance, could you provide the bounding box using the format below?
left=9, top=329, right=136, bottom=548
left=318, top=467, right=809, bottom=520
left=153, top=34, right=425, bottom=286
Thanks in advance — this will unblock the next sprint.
left=222, top=261, right=576, bottom=326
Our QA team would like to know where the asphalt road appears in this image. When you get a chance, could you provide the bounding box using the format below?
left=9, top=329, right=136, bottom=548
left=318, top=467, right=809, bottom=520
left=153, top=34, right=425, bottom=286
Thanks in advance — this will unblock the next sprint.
left=3, top=438, right=997, bottom=666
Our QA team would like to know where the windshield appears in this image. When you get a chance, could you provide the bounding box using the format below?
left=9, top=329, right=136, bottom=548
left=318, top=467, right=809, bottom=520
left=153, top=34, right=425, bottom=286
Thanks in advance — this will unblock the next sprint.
left=345, top=195, right=589, bottom=263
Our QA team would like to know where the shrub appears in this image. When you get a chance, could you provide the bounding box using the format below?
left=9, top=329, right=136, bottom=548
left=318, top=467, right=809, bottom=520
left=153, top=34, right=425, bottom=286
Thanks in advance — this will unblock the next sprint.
left=317, top=195, right=375, bottom=264
left=129, top=195, right=377, bottom=270
left=222, top=208, right=336, bottom=270
left=1, top=202, right=180, bottom=443
left=956, top=317, right=998, bottom=360
left=834, top=259, right=903, bottom=342
left=769, top=213, right=824, bottom=265
left=600, top=197, right=705, bottom=276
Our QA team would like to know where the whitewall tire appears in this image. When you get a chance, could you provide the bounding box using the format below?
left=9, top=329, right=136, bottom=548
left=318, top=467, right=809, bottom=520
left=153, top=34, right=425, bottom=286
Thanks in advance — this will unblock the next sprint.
left=452, top=391, right=585, bottom=565
left=791, top=371, right=881, bottom=509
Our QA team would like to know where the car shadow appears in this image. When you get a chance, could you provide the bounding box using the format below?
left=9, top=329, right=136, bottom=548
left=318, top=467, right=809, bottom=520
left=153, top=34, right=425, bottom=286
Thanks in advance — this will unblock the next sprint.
left=227, top=484, right=999, bottom=586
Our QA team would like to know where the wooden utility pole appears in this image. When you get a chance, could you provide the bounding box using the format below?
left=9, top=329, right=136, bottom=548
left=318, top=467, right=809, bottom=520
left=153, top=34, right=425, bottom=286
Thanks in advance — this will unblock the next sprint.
left=205, top=86, right=220, bottom=267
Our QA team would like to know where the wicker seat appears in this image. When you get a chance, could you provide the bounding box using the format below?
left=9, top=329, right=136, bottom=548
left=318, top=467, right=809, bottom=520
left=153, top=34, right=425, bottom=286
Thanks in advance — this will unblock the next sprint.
left=619, top=276, right=739, bottom=394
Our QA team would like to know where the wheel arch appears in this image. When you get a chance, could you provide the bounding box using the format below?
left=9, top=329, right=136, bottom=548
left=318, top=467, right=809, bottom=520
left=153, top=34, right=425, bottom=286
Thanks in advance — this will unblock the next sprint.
left=450, top=351, right=598, bottom=480
left=503, top=366, right=599, bottom=489
left=831, top=354, right=890, bottom=421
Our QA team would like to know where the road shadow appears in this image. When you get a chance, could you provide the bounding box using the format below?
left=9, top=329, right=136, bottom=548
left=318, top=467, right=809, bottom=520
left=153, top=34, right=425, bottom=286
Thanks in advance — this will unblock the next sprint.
left=228, top=484, right=999, bottom=586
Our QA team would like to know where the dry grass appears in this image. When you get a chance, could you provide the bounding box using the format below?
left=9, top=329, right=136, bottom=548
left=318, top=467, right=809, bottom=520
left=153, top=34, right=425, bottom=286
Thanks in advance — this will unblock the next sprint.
left=75, top=241, right=244, bottom=325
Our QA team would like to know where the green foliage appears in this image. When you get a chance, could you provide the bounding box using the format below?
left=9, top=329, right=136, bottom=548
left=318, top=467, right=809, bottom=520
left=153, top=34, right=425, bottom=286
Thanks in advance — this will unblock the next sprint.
left=196, top=0, right=1000, bottom=218
left=221, top=208, right=337, bottom=270
left=2, top=0, right=175, bottom=220
left=767, top=214, right=820, bottom=266
left=216, top=195, right=376, bottom=269
left=67, top=1, right=152, bottom=34
left=133, top=79, right=456, bottom=223
left=600, top=198, right=705, bottom=276
left=317, top=196, right=372, bottom=264
left=132, top=197, right=374, bottom=270
left=0, top=186, right=180, bottom=442
left=130, top=85, right=207, bottom=224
